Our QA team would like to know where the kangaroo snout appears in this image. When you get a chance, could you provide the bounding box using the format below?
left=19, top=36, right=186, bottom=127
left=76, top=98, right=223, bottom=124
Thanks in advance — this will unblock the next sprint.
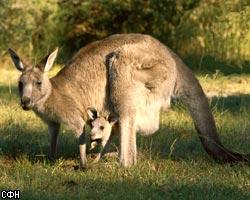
left=90, top=131, right=102, bottom=140
left=21, top=96, right=31, bottom=110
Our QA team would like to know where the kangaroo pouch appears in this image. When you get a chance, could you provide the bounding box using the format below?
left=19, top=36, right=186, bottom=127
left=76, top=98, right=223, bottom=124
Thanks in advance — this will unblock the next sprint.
left=135, top=89, right=162, bottom=135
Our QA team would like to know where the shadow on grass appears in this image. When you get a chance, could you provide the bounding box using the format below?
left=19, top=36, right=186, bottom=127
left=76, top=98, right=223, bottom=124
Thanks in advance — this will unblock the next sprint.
left=0, top=85, right=250, bottom=164
left=20, top=179, right=162, bottom=200
left=137, top=123, right=250, bottom=163
left=137, top=94, right=250, bottom=162
left=19, top=177, right=250, bottom=200
left=0, top=121, right=80, bottom=161
left=210, top=94, right=250, bottom=114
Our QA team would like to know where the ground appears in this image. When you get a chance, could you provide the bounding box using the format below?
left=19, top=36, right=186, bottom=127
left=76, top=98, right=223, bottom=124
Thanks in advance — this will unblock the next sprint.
left=0, top=66, right=249, bottom=200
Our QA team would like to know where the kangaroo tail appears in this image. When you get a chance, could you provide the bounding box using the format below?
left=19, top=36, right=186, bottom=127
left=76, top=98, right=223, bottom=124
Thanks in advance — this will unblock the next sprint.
left=172, top=54, right=250, bottom=163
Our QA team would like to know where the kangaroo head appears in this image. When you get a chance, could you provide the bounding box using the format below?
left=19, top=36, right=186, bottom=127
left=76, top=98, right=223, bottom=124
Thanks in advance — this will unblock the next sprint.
left=87, top=107, right=118, bottom=141
left=8, top=48, right=58, bottom=110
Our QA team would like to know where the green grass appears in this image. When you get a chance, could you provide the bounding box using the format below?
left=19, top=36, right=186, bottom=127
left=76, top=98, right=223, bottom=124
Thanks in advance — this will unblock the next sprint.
left=0, top=67, right=250, bottom=200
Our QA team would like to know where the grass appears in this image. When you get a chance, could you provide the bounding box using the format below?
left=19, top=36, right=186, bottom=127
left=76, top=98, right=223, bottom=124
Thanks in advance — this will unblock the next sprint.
left=0, top=66, right=250, bottom=200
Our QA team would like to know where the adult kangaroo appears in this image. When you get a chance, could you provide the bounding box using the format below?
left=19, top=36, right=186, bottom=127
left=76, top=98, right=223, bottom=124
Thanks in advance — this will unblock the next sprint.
left=8, top=34, right=249, bottom=168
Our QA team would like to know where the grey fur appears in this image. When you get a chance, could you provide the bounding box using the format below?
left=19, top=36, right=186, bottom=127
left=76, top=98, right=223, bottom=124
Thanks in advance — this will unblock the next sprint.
left=8, top=34, right=249, bottom=168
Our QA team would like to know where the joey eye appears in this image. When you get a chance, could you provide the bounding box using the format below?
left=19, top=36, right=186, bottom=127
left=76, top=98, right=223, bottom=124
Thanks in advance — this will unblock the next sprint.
left=36, top=80, right=42, bottom=85
left=100, top=126, right=105, bottom=130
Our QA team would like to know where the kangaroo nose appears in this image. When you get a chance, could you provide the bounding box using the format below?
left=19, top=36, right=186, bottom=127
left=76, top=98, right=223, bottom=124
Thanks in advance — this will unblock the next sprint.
left=21, top=96, right=32, bottom=110
left=22, top=96, right=31, bottom=104
left=21, top=96, right=31, bottom=110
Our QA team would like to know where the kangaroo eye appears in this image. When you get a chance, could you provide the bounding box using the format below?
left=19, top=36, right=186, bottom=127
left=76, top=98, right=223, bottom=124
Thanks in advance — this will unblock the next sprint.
left=36, top=80, right=42, bottom=85
left=100, top=126, right=105, bottom=130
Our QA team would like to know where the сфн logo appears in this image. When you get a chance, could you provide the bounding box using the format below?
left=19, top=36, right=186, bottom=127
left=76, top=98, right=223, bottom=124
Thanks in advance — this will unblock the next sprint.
left=1, top=190, right=20, bottom=199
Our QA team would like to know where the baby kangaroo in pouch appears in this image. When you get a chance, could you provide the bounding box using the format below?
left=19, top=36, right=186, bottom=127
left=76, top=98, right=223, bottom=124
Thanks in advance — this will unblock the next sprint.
left=87, top=107, right=118, bottom=163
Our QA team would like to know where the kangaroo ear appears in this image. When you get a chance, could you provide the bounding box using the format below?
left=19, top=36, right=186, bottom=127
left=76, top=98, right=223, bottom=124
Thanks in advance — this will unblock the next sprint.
left=8, top=48, right=25, bottom=71
left=87, top=107, right=99, bottom=120
left=37, top=48, right=58, bottom=72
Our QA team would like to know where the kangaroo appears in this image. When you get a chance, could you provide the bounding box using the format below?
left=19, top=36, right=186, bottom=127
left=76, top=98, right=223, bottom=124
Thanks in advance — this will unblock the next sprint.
left=8, top=34, right=249, bottom=168
left=87, top=107, right=118, bottom=163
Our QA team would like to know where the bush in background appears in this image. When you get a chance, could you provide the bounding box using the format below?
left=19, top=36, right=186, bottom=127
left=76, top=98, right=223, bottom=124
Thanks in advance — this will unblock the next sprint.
left=0, top=0, right=249, bottom=72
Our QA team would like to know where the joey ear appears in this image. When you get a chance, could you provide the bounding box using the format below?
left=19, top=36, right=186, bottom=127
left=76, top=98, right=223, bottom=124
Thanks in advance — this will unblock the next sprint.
left=107, top=115, right=118, bottom=125
left=37, top=47, right=58, bottom=72
left=104, top=113, right=110, bottom=121
left=8, top=48, right=25, bottom=71
left=87, top=107, right=99, bottom=120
